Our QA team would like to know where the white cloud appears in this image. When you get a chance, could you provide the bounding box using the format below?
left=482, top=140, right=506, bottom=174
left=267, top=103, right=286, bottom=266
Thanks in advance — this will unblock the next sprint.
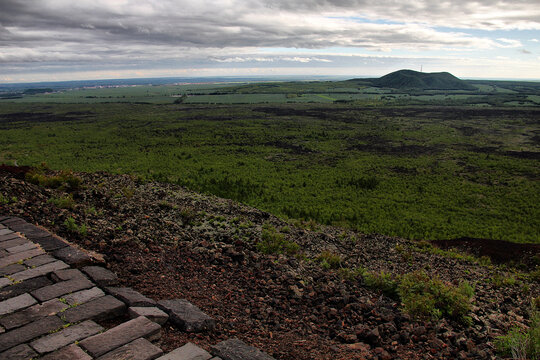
left=495, top=38, right=523, bottom=48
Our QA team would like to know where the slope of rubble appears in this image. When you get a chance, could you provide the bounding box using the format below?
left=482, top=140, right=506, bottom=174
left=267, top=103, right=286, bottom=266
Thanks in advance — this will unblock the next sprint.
left=1, top=166, right=538, bottom=359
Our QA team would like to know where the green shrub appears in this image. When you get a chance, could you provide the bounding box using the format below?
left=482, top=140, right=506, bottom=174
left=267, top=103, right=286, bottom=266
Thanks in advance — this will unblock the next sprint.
left=317, top=250, right=342, bottom=269
left=63, top=217, right=87, bottom=237
left=26, top=169, right=81, bottom=190
left=0, top=194, right=16, bottom=205
left=256, top=224, right=299, bottom=255
left=495, top=303, right=540, bottom=359
left=363, top=271, right=399, bottom=299
left=398, top=271, right=473, bottom=324
left=48, top=194, right=75, bottom=209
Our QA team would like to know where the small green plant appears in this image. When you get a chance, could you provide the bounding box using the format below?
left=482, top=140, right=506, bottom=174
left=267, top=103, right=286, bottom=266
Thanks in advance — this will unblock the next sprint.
left=48, top=194, right=75, bottom=209
left=63, top=217, right=88, bottom=237
left=179, top=207, right=197, bottom=226
left=495, top=302, right=540, bottom=359
left=317, top=250, right=342, bottom=269
left=256, top=224, right=300, bottom=255
left=398, top=271, right=473, bottom=324
left=122, top=187, right=135, bottom=199
left=363, top=270, right=399, bottom=299
left=26, top=168, right=81, bottom=190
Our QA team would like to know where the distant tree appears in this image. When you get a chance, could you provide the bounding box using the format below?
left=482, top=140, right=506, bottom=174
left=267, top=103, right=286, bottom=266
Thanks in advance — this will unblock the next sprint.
left=174, top=94, right=187, bottom=104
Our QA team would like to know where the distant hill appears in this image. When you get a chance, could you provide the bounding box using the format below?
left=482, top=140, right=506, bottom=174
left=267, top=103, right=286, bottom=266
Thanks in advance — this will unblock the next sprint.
left=371, top=69, right=476, bottom=90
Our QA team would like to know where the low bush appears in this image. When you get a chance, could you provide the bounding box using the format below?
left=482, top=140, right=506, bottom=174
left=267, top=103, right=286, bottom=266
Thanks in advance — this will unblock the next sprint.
left=48, top=194, right=75, bottom=209
left=256, top=224, right=299, bottom=255
left=495, top=303, right=540, bottom=359
left=363, top=270, right=399, bottom=299
left=398, top=271, right=473, bottom=324
left=63, top=217, right=87, bottom=237
left=317, top=250, right=342, bottom=269
left=26, top=168, right=81, bottom=191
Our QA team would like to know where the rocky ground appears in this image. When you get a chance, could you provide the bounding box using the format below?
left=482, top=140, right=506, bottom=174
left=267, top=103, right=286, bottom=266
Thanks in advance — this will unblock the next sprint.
left=1, top=165, right=538, bottom=359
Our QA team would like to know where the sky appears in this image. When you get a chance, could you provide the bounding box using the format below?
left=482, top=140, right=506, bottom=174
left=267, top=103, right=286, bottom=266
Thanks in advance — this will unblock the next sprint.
left=0, top=0, right=539, bottom=83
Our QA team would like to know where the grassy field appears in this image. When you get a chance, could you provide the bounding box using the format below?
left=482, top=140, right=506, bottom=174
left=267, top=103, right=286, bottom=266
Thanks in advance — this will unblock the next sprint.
left=1, top=98, right=538, bottom=243
left=4, top=78, right=540, bottom=106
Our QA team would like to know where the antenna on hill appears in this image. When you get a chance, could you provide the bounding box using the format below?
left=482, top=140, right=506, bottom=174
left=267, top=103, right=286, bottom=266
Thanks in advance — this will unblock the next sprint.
left=420, top=65, right=423, bottom=72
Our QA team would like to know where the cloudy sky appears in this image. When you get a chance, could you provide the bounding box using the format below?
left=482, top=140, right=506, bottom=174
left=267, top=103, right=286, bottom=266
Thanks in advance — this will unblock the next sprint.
left=1, top=0, right=539, bottom=83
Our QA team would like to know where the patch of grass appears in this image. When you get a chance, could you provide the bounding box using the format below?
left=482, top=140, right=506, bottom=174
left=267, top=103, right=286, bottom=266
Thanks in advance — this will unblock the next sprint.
left=490, top=273, right=519, bottom=288
left=256, top=223, right=300, bottom=255
left=363, top=270, right=399, bottom=299
left=317, top=250, right=342, bottom=269
left=63, top=217, right=87, bottom=237
left=179, top=207, right=197, bottom=226
left=0, top=193, right=17, bottom=205
left=398, top=271, right=474, bottom=325
left=495, top=303, right=540, bottom=360
left=48, top=194, right=75, bottom=209
left=26, top=167, right=81, bottom=191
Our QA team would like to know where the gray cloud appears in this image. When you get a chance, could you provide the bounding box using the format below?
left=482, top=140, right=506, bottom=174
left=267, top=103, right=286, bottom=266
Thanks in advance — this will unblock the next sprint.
left=0, top=0, right=539, bottom=80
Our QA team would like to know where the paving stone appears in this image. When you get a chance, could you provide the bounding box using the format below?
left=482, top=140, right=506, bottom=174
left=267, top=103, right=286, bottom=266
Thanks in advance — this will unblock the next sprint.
left=82, top=266, right=119, bottom=286
left=30, top=320, right=103, bottom=354
left=24, top=253, right=56, bottom=267
left=129, top=306, right=169, bottom=325
left=0, top=344, right=38, bottom=360
left=51, top=268, right=88, bottom=282
left=0, top=276, right=52, bottom=301
left=0, top=298, right=69, bottom=330
left=0, top=247, right=45, bottom=268
left=0, top=233, right=20, bottom=242
left=0, top=315, right=64, bottom=352
left=6, top=242, right=38, bottom=254
left=106, top=286, right=156, bottom=306
left=210, top=339, right=275, bottom=360
left=62, top=295, right=126, bottom=323
left=64, top=286, right=105, bottom=306
left=0, top=293, right=37, bottom=316
left=34, top=235, right=69, bottom=251
left=10, top=260, right=69, bottom=282
left=7, top=223, right=50, bottom=240
left=157, top=342, right=212, bottom=360
left=0, top=229, right=13, bottom=236
left=80, top=316, right=161, bottom=358
left=97, top=338, right=164, bottom=360
left=1, top=218, right=24, bottom=226
left=0, top=262, right=25, bottom=276
left=0, top=277, right=12, bottom=289
left=40, top=344, right=92, bottom=360
left=31, top=277, right=94, bottom=302
left=157, top=299, right=215, bottom=333
left=0, top=237, right=28, bottom=249
left=0, top=248, right=8, bottom=258
left=53, top=246, right=92, bottom=267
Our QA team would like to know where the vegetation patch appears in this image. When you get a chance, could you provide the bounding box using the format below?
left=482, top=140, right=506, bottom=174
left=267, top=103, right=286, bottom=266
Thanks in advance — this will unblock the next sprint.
left=398, top=271, right=474, bottom=325
left=63, top=217, right=88, bottom=237
left=317, top=250, right=342, bottom=269
left=495, top=303, right=540, bottom=360
left=256, top=223, right=300, bottom=255
left=25, top=165, right=81, bottom=190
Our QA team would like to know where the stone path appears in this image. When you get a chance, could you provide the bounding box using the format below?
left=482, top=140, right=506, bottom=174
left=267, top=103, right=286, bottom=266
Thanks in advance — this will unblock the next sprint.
left=0, top=216, right=275, bottom=360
